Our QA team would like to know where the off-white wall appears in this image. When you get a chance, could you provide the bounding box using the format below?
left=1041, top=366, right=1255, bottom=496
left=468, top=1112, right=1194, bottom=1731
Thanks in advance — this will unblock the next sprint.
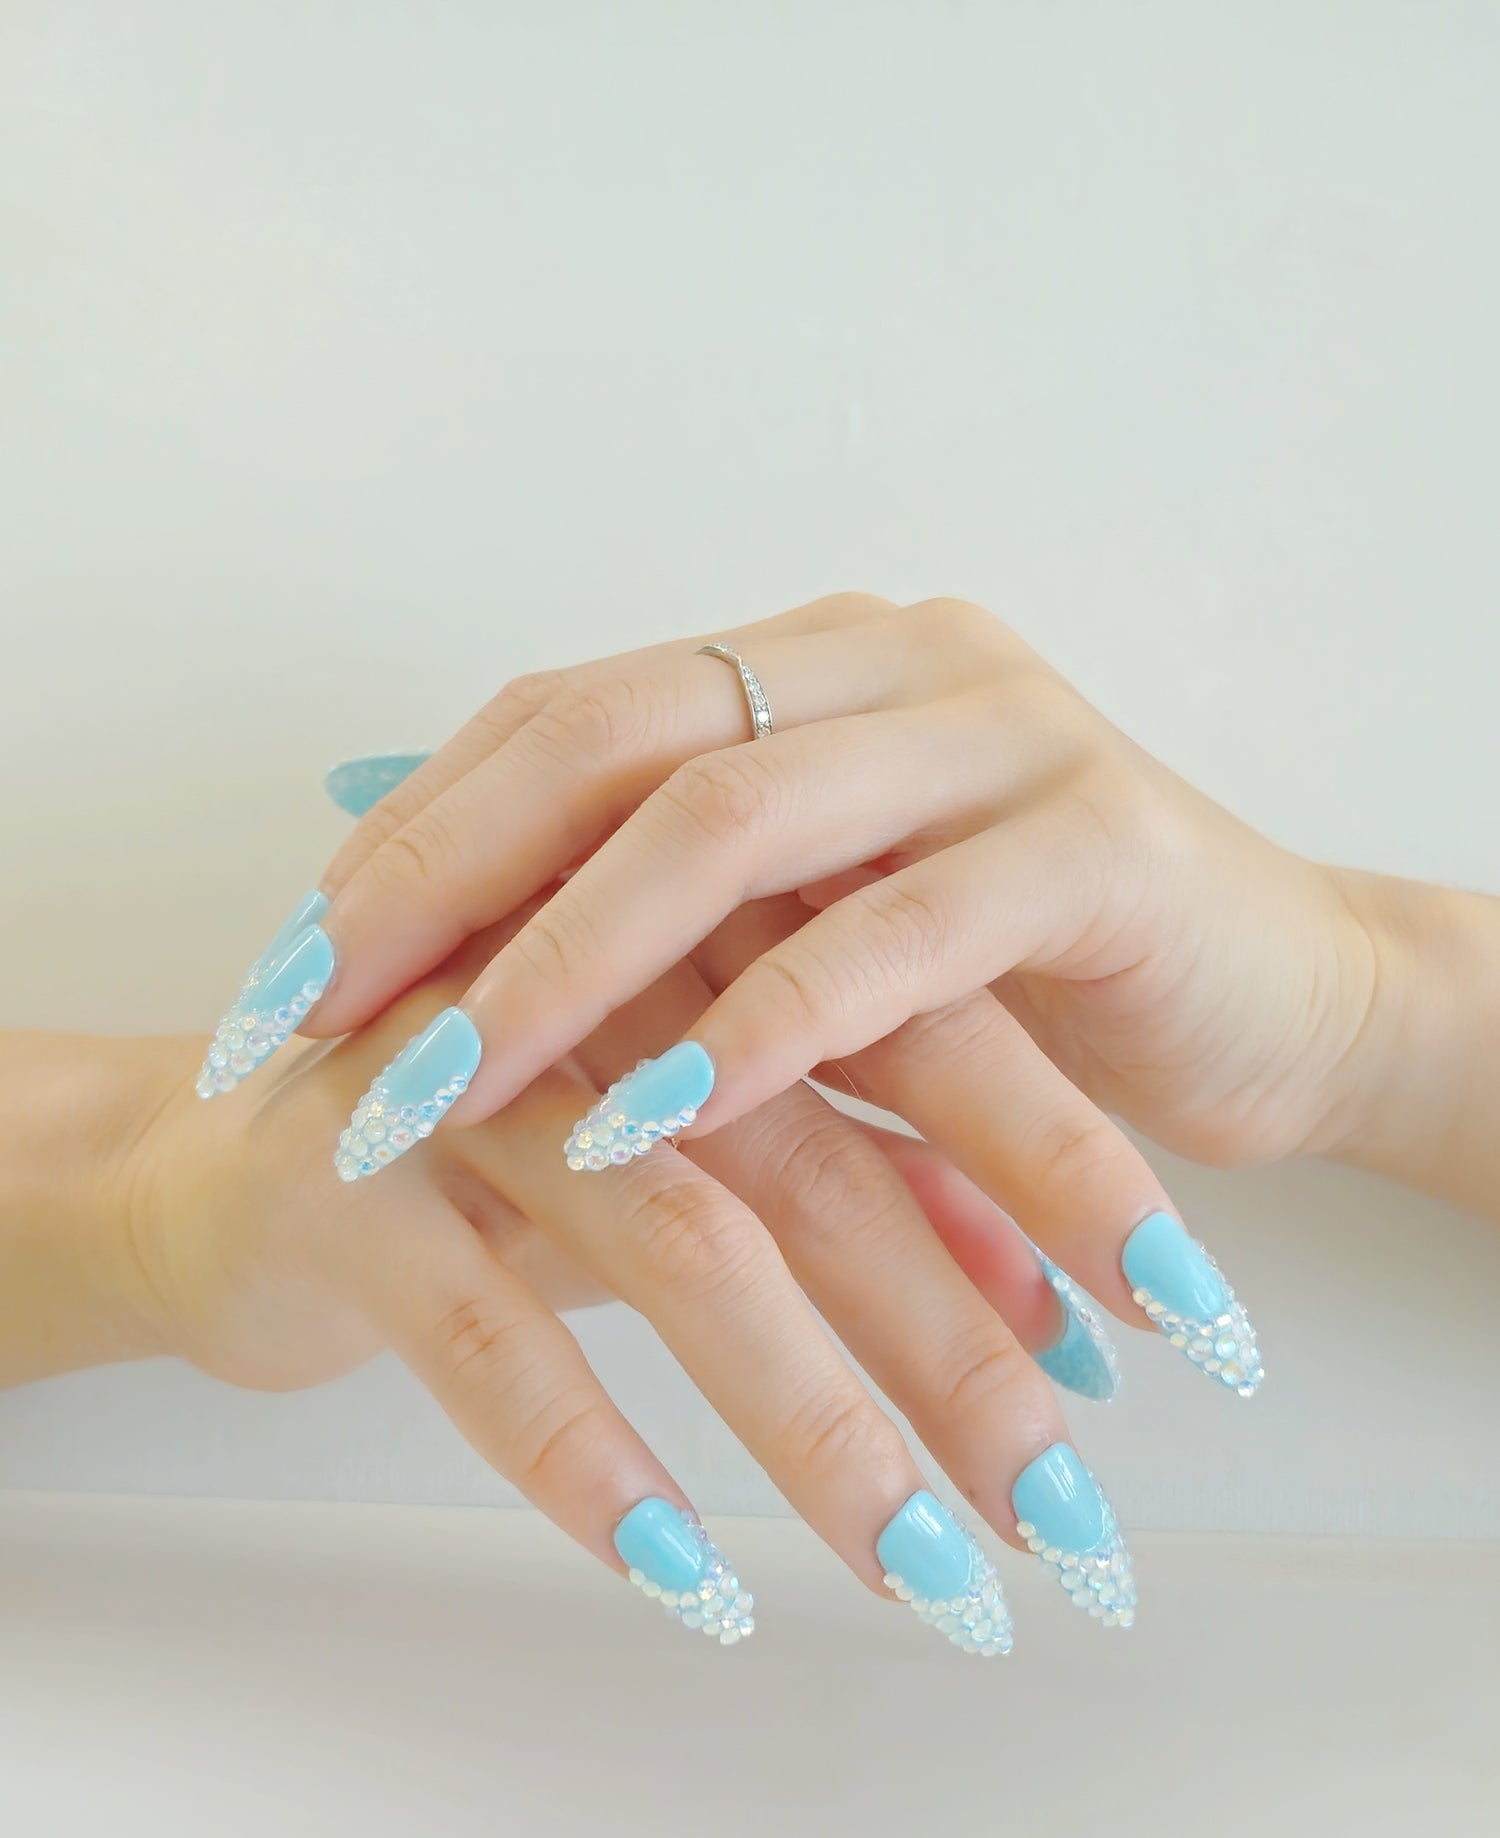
left=2, top=1, right=1497, bottom=1535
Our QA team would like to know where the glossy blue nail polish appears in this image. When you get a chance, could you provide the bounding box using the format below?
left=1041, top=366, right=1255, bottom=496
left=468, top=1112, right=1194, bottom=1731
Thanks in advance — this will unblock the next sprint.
left=877, top=1491, right=1013, bottom=1657
left=564, top=1041, right=715, bottom=1171
left=613, top=1499, right=755, bottom=1646
left=325, top=753, right=432, bottom=818
left=1034, top=1252, right=1121, bottom=1402
left=197, top=903, right=335, bottom=1099
left=1122, top=1211, right=1264, bottom=1396
left=1013, top=1444, right=1136, bottom=1628
left=334, top=1006, right=482, bottom=1182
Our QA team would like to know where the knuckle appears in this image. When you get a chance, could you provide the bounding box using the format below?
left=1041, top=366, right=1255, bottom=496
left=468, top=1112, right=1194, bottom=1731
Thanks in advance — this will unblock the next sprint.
left=1025, top=1109, right=1126, bottom=1200
left=811, top=590, right=900, bottom=626
left=782, top=1384, right=888, bottom=1486
left=743, top=947, right=835, bottom=1036
left=860, top=877, right=959, bottom=982
left=373, top=809, right=465, bottom=900
left=529, top=677, right=658, bottom=770
left=514, top=1392, right=619, bottom=1494
left=487, top=669, right=570, bottom=738
left=619, top=1174, right=763, bottom=1304
left=509, top=893, right=609, bottom=997
left=771, top=1112, right=909, bottom=1255
left=909, top=596, right=1007, bottom=656
left=932, top=1330, right=1034, bottom=1425
left=433, top=1295, right=529, bottom=1391
left=657, top=748, right=790, bottom=847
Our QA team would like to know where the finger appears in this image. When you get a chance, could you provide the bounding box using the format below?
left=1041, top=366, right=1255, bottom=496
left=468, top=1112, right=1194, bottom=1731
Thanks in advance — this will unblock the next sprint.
left=689, top=895, right=1258, bottom=1395
left=858, top=1122, right=1121, bottom=1403
left=452, top=1056, right=1029, bottom=1649
left=563, top=965, right=1134, bottom=1634
left=840, top=992, right=1266, bottom=1397
left=319, top=590, right=898, bottom=893
left=349, top=1188, right=759, bottom=1644
left=307, top=612, right=929, bottom=1040
left=421, top=699, right=1061, bottom=1144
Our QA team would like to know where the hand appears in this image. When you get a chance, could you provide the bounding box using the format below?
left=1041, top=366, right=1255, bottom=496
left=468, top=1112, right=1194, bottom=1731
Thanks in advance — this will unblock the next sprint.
left=256, top=593, right=1377, bottom=1172
left=108, top=947, right=1143, bottom=1652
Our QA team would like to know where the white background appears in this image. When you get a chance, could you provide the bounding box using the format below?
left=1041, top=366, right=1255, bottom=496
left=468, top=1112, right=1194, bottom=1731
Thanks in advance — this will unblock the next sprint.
left=2, top=1, right=1498, bottom=1539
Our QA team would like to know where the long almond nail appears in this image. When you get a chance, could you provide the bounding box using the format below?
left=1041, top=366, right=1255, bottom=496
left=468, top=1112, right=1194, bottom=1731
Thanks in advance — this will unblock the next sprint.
left=196, top=890, right=332, bottom=1098
left=564, top=1042, right=714, bottom=1171
left=1122, top=1211, right=1264, bottom=1396
left=334, top=1007, right=482, bottom=1182
left=1013, top=1443, right=1136, bottom=1629
left=613, top=1499, right=755, bottom=1646
left=877, top=1491, right=1013, bottom=1658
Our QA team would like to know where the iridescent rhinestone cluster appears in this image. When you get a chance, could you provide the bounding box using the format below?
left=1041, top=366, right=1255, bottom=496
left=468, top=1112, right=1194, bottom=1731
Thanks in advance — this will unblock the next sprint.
left=1133, top=1267, right=1264, bottom=1396
left=627, top=1512, right=756, bottom=1647
left=564, top=1062, right=697, bottom=1171
left=884, top=1528, right=1014, bottom=1658
left=334, top=1069, right=470, bottom=1182
left=195, top=975, right=326, bottom=1099
left=1037, top=1254, right=1121, bottom=1400
left=1018, top=1496, right=1137, bottom=1630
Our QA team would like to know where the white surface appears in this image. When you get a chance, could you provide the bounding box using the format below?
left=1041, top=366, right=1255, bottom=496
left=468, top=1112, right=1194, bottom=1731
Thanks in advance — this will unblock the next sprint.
left=1, top=2, right=1499, bottom=1534
left=1, top=1493, right=1496, bottom=1837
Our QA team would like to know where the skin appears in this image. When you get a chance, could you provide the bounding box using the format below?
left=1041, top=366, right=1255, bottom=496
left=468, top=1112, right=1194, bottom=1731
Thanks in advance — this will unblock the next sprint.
left=0, top=951, right=1090, bottom=1603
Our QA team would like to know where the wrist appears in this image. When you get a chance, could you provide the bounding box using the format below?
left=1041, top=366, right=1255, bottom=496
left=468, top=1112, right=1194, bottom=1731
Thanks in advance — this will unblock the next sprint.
left=0, top=1033, right=192, bottom=1386
left=1322, top=871, right=1500, bottom=1222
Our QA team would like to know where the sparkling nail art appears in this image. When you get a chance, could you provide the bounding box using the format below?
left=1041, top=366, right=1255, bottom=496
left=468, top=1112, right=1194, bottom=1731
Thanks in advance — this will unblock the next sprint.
left=564, top=1041, right=715, bottom=1171
left=1013, top=1444, right=1136, bottom=1629
left=877, top=1491, right=1014, bottom=1658
left=614, top=1499, right=755, bottom=1646
left=1122, top=1211, right=1263, bottom=1396
left=334, top=1006, right=482, bottom=1182
left=196, top=891, right=333, bottom=1099
left=1033, top=1252, right=1121, bottom=1403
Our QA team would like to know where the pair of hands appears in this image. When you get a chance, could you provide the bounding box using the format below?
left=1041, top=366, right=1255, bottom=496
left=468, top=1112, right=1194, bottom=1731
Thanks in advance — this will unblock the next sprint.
left=114, top=592, right=1472, bottom=1644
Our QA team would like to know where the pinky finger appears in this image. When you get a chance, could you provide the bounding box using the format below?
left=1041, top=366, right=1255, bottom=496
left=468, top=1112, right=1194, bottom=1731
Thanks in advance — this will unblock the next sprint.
left=860, top=1123, right=1121, bottom=1403
left=354, top=1195, right=757, bottom=1647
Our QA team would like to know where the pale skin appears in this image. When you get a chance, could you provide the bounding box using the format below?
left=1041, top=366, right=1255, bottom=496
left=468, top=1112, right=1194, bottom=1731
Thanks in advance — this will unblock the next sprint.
left=2, top=596, right=1496, bottom=1614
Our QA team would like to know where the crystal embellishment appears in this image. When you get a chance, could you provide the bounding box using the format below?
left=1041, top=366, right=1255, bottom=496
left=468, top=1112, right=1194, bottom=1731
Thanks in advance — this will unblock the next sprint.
left=626, top=1511, right=757, bottom=1647
left=883, top=1520, right=1015, bottom=1658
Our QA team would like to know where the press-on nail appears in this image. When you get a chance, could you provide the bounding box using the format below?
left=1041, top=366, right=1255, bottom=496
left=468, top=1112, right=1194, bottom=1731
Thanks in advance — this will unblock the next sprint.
left=1121, top=1211, right=1263, bottom=1396
left=613, top=1499, right=755, bottom=1646
left=334, top=1006, right=482, bottom=1182
left=196, top=892, right=333, bottom=1098
left=1033, top=1252, right=1121, bottom=1402
left=876, top=1491, right=1013, bottom=1657
left=564, top=1041, right=715, bottom=1171
left=1013, top=1443, right=1135, bottom=1628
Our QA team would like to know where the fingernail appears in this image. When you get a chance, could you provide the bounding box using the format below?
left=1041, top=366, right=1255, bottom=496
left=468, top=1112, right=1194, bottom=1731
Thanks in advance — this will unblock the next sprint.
left=196, top=890, right=333, bottom=1098
left=1013, top=1443, right=1136, bottom=1628
left=325, top=752, right=432, bottom=818
left=877, top=1490, right=1013, bottom=1657
left=613, top=1499, right=755, bottom=1646
left=1121, top=1210, right=1264, bottom=1396
left=1034, top=1252, right=1121, bottom=1402
left=564, top=1041, right=715, bottom=1171
left=334, top=1006, right=482, bottom=1182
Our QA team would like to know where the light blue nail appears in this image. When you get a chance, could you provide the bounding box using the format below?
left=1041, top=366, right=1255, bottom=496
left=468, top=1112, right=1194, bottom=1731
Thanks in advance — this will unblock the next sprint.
left=249, top=888, right=329, bottom=978
left=325, top=753, right=432, bottom=818
left=614, top=1500, right=755, bottom=1646
left=1013, top=1444, right=1136, bottom=1629
left=196, top=913, right=335, bottom=1099
left=1122, top=1211, right=1264, bottom=1396
left=877, top=1491, right=1013, bottom=1657
left=334, top=1006, right=482, bottom=1182
left=1034, top=1252, right=1121, bottom=1402
left=564, top=1040, right=715, bottom=1171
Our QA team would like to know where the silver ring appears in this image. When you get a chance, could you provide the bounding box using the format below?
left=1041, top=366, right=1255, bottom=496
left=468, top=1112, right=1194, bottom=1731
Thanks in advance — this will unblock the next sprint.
left=696, top=642, right=775, bottom=741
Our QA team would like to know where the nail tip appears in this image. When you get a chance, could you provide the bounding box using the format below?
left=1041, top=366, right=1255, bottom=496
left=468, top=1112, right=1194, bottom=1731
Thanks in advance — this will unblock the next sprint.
left=563, top=1040, right=712, bottom=1172
left=1034, top=1254, right=1123, bottom=1402
left=616, top=1502, right=754, bottom=1647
